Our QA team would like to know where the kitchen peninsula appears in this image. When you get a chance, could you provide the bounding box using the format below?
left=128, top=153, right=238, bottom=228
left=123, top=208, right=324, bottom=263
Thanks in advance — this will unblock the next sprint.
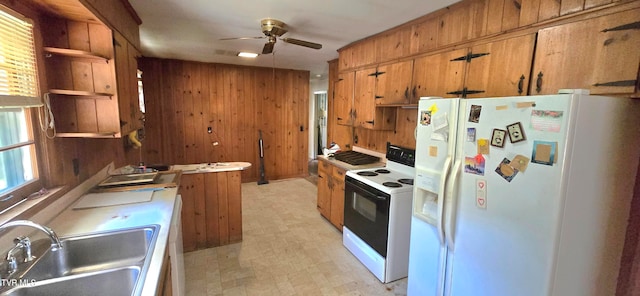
left=172, top=162, right=251, bottom=252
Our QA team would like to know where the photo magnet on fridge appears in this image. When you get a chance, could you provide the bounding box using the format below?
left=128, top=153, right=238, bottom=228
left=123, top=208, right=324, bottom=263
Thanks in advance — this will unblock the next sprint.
left=490, top=129, right=507, bottom=148
left=468, top=105, right=482, bottom=123
left=531, top=141, right=557, bottom=166
left=420, top=111, right=431, bottom=126
left=507, top=122, right=526, bottom=143
left=495, top=158, right=519, bottom=182
left=467, top=128, right=476, bottom=142
left=464, top=155, right=485, bottom=176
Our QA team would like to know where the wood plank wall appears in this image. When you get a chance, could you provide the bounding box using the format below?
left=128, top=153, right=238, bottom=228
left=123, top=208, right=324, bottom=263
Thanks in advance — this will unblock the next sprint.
left=138, top=58, right=310, bottom=182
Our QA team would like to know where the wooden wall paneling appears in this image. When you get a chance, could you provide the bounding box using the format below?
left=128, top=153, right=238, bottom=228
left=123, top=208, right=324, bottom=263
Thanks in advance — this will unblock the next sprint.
left=182, top=62, right=196, bottom=164
left=195, top=63, right=208, bottom=164
left=217, top=172, right=229, bottom=246
left=91, top=62, right=113, bottom=94
left=228, top=171, right=242, bottom=243
left=179, top=174, right=196, bottom=252
left=41, top=16, right=69, bottom=48
left=204, top=172, right=220, bottom=247
left=376, top=27, right=412, bottom=61
left=45, top=59, right=73, bottom=90
left=207, top=64, right=221, bottom=163
left=520, top=0, right=541, bottom=26
left=241, top=68, right=256, bottom=181
left=172, top=60, right=186, bottom=164
left=502, top=0, right=522, bottom=31
left=192, top=173, right=206, bottom=249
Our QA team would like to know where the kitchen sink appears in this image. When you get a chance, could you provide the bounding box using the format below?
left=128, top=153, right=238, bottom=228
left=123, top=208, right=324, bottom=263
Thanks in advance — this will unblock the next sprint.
left=0, top=225, right=159, bottom=296
left=2, top=266, right=140, bottom=296
left=23, top=225, right=157, bottom=279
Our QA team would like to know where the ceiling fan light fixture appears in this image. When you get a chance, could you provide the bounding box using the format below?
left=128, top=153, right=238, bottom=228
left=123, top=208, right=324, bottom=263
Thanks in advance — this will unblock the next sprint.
left=238, top=52, right=259, bottom=58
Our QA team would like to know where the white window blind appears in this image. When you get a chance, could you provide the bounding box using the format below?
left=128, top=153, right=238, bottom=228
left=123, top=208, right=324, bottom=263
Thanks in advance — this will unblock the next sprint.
left=0, top=6, right=41, bottom=108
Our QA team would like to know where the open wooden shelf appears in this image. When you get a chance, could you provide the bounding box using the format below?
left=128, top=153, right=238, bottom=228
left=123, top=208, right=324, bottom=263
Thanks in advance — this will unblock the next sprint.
left=49, top=89, right=113, bottom=97
left=44, top=47, right=110, bottom=63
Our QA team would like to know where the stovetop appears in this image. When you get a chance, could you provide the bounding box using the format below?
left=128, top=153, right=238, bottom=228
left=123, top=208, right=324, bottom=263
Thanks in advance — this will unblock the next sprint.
left=346, top=143, right=416, bottom=194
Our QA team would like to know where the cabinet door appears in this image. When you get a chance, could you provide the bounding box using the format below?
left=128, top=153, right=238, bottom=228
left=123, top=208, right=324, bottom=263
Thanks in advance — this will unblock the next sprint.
left=330, top=173, right=345, bottom=230
left=334, top=72, right=354, bottom=125
left=376, top=60, right=414, bottom=105
left=465, top=34, right=536, bottom=98
left=317, top=160, right=332, bottom=218
left=114, top=31, right=143, bottom=136
left=412, top=48, right=468, bottom=99
left=354, top=67, right=396, bottom=130
left=531, top=9, right=640, bottom=95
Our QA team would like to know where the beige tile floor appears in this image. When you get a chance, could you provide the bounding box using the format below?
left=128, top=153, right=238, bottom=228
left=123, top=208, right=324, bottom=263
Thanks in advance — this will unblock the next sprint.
left=184, top=178, right=408, bottom=296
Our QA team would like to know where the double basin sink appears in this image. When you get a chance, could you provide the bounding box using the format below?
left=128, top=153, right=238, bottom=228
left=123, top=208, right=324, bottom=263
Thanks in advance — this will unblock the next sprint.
left=0, top=225, right=159, bottom=296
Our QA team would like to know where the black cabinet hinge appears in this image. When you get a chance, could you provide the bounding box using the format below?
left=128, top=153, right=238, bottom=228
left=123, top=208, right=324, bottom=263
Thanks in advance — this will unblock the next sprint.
left=367, top=71, right=387, bottom=77
left=446, top=88, right=485, bottom=98
left=375, top=95, right=384, bottom=99
left=593, top=80, right=637, bottom=87
left=450, top=52, right=490, bottom=63
left=601, top=21, right=640, bottom=32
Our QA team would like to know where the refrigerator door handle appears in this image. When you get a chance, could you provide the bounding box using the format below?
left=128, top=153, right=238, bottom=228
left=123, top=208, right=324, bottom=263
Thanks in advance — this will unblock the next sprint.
left=444, top=159, right=462, bottom=250
left=437, top=156, right=452, bottom=245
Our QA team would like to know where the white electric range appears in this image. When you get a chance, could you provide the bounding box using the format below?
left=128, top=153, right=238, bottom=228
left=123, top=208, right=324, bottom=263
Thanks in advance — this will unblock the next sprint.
left=342, top=143, right=415, bottom=283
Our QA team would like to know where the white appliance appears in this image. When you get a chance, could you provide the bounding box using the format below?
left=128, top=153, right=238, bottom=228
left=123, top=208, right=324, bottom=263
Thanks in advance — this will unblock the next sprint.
left=169, top=195, right=185, bottom=296
left=343, top=143, right=415, bottom=283
left=407, top=90, right=640, bottom=296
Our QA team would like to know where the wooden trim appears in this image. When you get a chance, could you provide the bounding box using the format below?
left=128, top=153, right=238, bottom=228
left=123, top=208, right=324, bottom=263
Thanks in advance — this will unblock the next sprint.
left=48, top=89, right=114, bottom=97
left=44, top=47, right=110, bottom=62
left=55, top=132, right=119, bottom=138
left=119, top=0, right=142, bottom=25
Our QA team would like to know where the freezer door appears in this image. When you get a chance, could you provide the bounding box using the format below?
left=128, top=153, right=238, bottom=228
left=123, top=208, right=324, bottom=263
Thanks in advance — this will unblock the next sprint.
left=446, top=95, right=573, bottom=296
left=414, top=97, right=459, bottom=231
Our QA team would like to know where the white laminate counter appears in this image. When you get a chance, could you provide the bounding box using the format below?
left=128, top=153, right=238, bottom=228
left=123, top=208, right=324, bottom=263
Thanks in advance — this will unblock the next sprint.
left=317, top=155, right=385, bottom=171
left=171, top=162, right=251, bottom=174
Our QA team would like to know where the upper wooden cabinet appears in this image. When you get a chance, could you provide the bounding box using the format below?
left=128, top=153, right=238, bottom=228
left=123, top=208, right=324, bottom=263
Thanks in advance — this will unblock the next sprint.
left=531, top=8, right=640, bottom=96
left=354, top=67, right=396, bottom=130
left=114, top=31, right=143, bottom=134
left=375, top=60, right=414, bottom=105
left=412, top=48, right=468, bottom=99
left=334, top=72, right=354, bottom=126
left=465, top=34, right=536, bottom=98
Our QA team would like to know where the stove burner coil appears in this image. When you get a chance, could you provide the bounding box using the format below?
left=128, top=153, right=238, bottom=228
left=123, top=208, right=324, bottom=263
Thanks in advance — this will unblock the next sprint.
left=382, top=182, right=402, bottom=188
left=357, top=171, right=378, bottom=176
left=375, top=169, right=390, bottom=174
left=398, top=178, right=414, bottom=185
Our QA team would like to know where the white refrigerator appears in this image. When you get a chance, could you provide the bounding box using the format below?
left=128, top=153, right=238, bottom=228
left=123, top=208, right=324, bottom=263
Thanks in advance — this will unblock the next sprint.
left=407, top=90, right=640, bottom=296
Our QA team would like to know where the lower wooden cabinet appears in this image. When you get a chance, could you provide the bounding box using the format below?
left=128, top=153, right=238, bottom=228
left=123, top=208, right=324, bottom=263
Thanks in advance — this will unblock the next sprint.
left=179, top=171, right=242, bottom=252
left=316, top=159, right=346, bottom=230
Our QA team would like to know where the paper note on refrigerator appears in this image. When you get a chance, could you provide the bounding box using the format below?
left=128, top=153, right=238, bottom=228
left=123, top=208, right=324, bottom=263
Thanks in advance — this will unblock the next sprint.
left=531, top=141, right=558, bottom=165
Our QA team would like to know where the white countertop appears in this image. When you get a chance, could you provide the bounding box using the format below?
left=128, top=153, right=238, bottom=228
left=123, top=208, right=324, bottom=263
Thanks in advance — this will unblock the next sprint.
left=171, top=162, right=251, bottom=174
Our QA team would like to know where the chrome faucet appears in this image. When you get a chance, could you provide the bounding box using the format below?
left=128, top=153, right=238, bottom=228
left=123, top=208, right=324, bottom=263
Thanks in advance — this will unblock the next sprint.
left=0, top=220, right=62, bottom=276
left=0, top=220, right=62, bottom=249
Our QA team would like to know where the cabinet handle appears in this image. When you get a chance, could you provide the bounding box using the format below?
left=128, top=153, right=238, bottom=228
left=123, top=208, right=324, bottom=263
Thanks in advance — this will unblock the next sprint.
left=518, top=75, right=525, bottom=94
left=337, top=117, right=343, bottom=120
left=365, top=120, right=375, bottom=125
left=375, top=95, right=384, bottom=99
left=412, top=86, right=417, bottom=100
left=404, top=87, right=409, bottom=100
left=536, top=72, right=543, bottom=93
left=318, top=175, right=324, bottom=179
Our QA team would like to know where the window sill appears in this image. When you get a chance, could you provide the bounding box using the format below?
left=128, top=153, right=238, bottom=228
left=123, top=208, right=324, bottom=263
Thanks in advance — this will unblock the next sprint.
left=0, top=186, right=67, bottom=226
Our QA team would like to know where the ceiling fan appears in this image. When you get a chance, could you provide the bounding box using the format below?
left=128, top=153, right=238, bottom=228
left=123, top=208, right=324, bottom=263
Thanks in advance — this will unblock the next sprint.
left=220, top=18, right=322, bottom=54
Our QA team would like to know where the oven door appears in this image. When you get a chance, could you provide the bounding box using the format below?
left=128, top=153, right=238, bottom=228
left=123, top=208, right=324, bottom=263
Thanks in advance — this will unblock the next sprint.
left=344, top=175, right=390, bottom=257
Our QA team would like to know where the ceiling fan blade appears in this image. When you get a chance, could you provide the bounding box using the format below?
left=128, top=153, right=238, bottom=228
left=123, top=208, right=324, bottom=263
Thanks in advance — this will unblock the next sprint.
left=262, top=42, right=274, bottom=54
left=219, top=36, right=265, bottom=41
left=281, top=38, right=322, bottom=50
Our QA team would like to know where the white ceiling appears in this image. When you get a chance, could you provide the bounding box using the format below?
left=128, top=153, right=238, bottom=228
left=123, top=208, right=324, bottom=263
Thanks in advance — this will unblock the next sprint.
left=128, top=0, right=460, bottom=80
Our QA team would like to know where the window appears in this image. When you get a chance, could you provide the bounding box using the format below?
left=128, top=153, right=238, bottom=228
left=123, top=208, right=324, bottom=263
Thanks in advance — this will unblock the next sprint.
left=0, top=5, right=42, bottom=212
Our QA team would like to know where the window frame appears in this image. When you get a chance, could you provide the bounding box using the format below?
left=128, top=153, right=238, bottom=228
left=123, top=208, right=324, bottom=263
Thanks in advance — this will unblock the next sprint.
left=0, top=2, right=46, bottom=214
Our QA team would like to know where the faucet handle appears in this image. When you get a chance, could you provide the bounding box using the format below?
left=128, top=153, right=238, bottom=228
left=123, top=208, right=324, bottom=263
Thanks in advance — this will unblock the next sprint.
left=12, top=236, right=34, bottom=262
